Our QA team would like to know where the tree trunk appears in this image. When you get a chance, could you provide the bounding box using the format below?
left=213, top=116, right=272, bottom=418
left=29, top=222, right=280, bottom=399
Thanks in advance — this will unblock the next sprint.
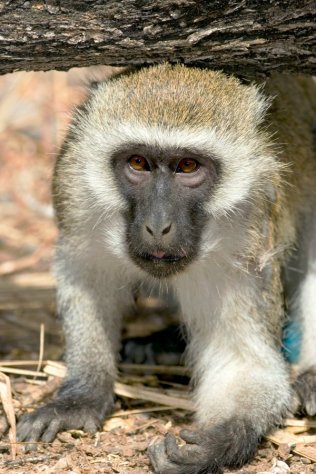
left=0, top=0, right=315, bottom=77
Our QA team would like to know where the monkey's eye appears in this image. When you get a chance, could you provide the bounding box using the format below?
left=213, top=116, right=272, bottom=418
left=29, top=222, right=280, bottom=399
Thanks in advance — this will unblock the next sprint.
left=128, top=155, right=150, bottom=172
left=176, top=158, right=199, bottom=173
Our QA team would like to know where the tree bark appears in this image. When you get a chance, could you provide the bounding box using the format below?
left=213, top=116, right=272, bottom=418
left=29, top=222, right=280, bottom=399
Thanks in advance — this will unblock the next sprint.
left=0, top=0, right=315, bottom=77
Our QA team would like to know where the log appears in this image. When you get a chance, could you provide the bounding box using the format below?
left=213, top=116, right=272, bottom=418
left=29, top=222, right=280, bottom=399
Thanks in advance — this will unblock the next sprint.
left=0, top=1, right=315, bottom=76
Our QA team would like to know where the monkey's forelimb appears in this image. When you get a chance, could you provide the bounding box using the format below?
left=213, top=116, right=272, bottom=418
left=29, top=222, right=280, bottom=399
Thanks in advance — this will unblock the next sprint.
left=148, top=267, right=291, bottom=473
left=17, top=243, right=128, bottom=445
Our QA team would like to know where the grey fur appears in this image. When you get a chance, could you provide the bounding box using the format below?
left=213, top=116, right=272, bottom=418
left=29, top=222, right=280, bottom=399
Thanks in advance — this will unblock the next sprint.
left=17, top=65, right=316, bottom=474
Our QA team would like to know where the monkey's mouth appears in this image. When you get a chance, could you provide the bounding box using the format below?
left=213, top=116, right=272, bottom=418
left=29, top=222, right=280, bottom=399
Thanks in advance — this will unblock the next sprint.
left=131, top=248, right=190, bottom=277
left=141, top=250, right=186, bottom=263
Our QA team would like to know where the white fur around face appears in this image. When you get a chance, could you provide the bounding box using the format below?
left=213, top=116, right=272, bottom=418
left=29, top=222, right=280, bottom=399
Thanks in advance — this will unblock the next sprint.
left=72, top=127, right=264, bottom=282
left=75, top=121, right=278, bottom=219
left=63, top=110, right=282, bottom=294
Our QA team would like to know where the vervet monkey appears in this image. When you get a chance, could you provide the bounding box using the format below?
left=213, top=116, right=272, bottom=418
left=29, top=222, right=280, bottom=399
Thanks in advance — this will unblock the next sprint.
left=18, top=65, right=316, bottom=474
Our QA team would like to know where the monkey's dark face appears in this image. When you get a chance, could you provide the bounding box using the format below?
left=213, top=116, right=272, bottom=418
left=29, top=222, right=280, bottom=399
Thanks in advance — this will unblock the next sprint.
left=112, top=145, right=218, bottom=278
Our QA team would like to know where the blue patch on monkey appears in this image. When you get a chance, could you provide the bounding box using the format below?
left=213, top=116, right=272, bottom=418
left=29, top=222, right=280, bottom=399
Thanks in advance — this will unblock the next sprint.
left=282, top=319, right=302, bottom=364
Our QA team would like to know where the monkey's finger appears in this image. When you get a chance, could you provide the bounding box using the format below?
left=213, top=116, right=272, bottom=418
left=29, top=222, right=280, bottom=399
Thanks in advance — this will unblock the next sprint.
left=83, top=417, right=99, bottom=433
left=164, top=432, right=193, bottom=464
left=179, top=429, right=203, bottom=445
left=41, top=419, right=62, bottom=443
left=23, top=442, right=39, bottom=452
left=295, top=368, right=316, bottom=416
left=306, top=397, right=316, bottom=416
left=17, top=417, right=45, bottom=443
left=165, top=432, right=205, bottom=465
left=148, top=438, right=180, bottom=474
left=18, top=422, right=47, bottom=451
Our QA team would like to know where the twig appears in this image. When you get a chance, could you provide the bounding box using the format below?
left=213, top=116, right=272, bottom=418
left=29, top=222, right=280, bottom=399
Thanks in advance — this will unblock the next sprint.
left=0, top=454, right=60, bottom=467
left=35, top=324, right=45, bottom=374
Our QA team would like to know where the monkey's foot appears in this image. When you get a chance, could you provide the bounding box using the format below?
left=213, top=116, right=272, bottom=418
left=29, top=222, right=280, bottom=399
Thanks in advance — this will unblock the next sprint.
left=294, top=366, right=316, bottom=416
left=148, top=419, right=259, bottom=474
left=17, top=396, right=113, bottom=448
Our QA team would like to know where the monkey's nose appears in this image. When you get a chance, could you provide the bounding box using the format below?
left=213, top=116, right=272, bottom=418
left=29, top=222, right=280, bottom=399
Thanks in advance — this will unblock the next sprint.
left=145, top=223, right=172, bottom=238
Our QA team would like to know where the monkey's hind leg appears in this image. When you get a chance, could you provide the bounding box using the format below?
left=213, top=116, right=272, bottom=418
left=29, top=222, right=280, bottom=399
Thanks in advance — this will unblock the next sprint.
left=294, top=210, right=316, bottom=416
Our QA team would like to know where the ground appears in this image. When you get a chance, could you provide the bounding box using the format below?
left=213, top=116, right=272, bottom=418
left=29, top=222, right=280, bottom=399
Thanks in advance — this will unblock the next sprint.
left=0, top=67, right=316, bottom=473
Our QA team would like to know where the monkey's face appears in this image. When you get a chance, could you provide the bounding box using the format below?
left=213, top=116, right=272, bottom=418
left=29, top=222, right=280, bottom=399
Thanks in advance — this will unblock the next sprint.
left=57, top=66, right=278, bottom=279
left=112, top=145, right=218, bottom=278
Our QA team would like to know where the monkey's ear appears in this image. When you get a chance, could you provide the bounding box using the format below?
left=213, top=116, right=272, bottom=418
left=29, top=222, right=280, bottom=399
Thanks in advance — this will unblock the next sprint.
left=249, top=84, right=272, bottom=126
left=89, top=80, right=101, bottom=91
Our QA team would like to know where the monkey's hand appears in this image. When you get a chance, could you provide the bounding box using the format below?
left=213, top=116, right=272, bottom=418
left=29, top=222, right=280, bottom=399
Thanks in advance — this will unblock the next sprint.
left=294, top=366, right=316, bottom=416
left=17, top=391, right=113, bottom=447
left=148, top=418, right=259, bottom=474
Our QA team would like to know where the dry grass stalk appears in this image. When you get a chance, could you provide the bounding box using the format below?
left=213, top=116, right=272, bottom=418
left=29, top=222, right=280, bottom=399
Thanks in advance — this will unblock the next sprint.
left=286, top=425, right=312, bottom=435
left=43, top=360, right=66, bottom=378
left=114, top=382, right=194, bottom=411
left=0, top=367, right=47, bottom=378
left=43, top=361, right=193, bottom=410
left=110, top=406, right=175, bottom=417
left=35, top=323, right=45, bottom=374
left=0, top=360, right=49, bottom=367
left=285, top=418, right=316, bottom=429
left=0, top=372, right=16, bottom=459
left=43, top=360, right=189, bottom=378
